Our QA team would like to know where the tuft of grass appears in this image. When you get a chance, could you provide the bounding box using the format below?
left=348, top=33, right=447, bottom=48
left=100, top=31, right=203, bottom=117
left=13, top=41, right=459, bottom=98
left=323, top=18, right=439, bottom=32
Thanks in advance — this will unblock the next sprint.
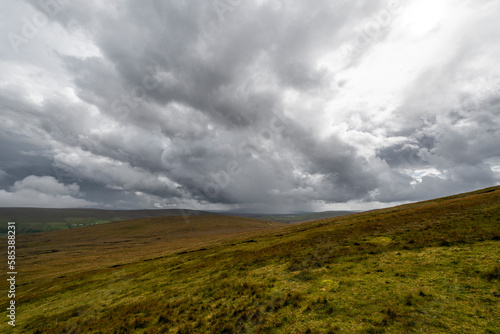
left=483, top=263, right=500, bottom=281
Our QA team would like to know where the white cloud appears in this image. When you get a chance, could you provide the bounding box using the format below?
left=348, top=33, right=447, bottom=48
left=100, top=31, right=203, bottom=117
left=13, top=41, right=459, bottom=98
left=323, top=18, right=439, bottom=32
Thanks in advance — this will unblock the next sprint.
left=11, top=175, right=79, bottom=195
left=0, top=175, right=97, bottom=208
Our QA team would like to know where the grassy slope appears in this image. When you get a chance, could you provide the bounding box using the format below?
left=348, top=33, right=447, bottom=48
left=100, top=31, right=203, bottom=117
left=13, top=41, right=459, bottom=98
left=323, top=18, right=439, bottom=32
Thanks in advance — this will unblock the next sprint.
left=2, top=187, right=500, bottom=333
left=10, top=215, right=285, bottom=283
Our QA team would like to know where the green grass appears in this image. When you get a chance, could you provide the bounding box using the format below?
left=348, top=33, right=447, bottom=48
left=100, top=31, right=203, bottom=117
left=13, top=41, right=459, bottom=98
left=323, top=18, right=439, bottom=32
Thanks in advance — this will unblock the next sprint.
left=1, top=186, right=499, bottom=333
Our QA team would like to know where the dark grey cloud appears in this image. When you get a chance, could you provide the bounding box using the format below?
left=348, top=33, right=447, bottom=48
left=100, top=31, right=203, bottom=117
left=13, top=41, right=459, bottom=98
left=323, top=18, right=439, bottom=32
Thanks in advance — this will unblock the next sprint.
left=1, top=0, right=499, bottom=211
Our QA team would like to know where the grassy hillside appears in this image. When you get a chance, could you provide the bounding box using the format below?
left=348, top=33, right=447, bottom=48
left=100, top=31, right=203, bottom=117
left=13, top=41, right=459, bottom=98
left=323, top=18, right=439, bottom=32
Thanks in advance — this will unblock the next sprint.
left=2, top=186, right=500, bottom=333
left=9, top=215, right=285, bottom=282
left=0, top=208, right=211, bottom=234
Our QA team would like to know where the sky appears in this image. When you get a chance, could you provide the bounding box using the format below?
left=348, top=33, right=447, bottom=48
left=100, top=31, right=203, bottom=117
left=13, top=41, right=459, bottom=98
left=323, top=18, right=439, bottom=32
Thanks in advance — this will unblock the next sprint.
left=0, top=0, right=499, bottom=213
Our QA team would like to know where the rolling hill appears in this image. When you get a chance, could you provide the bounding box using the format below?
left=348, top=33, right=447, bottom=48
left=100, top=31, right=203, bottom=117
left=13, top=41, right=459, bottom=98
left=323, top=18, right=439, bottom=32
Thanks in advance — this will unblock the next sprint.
left=0, top=208, right=212, bottom=234
left=0, top=207, right=360, bottom=235
left=235, top=211, right=360, bottom=223
left=11, top=214, right=285, bottom=281
left=1, top=186, right=500, bottom=333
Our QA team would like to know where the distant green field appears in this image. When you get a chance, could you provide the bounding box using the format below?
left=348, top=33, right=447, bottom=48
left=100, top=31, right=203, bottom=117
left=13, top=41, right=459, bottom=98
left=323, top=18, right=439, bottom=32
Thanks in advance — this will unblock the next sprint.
left=0, top=208, right=210, bottom=234
left=0, top=217, right=123, bottom=234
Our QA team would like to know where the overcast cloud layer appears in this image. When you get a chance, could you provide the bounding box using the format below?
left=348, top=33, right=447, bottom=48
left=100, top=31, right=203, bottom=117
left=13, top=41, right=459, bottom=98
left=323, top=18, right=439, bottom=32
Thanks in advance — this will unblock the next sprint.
left=1, top=0, right=499, bottom=212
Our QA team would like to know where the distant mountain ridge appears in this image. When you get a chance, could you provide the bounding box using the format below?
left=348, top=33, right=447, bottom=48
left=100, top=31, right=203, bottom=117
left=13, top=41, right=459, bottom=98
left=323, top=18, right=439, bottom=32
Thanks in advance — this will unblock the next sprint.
left=235, top=210, right=360, bottom=223
left=0, top=207, right=211, bottom=234
left=0, top=207, right=211, bottom=222
left=0, top=207, right=360, bottom=234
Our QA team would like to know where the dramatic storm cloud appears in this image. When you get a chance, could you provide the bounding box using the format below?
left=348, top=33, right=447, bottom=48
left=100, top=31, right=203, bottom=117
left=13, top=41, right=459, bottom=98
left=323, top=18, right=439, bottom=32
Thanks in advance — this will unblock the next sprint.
left=1, top=0, right=499, bottom=212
